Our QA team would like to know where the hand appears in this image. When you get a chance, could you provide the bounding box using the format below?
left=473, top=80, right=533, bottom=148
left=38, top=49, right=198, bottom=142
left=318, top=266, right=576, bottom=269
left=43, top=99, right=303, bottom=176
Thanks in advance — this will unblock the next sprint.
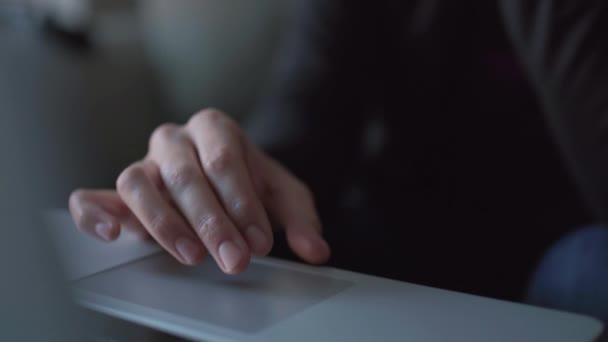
left=69, top=109, right=330, bottom=274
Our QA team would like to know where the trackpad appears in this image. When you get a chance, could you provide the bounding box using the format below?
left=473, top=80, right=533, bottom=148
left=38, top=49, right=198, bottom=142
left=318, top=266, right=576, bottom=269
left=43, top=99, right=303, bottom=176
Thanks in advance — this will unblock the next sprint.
left=73, top=254, right=352, bottom=333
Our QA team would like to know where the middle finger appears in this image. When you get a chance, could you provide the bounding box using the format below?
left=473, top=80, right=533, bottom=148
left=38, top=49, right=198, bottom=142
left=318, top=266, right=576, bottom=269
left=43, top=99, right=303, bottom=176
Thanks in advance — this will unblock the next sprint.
left=149, top=124, right=251, bottom=274
left=186, top=110, right=273, bottom=256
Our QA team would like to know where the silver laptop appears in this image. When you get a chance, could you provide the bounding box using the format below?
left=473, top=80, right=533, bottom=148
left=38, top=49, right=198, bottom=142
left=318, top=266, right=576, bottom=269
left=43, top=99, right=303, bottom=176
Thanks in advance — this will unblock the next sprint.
left=45, top=210, right=604, bottom=342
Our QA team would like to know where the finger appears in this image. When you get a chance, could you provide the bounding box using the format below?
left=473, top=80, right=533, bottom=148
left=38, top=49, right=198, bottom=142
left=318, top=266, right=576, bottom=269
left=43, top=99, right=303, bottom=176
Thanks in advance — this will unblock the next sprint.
left=186, top=110, right=273, bottom=255
left=148, top=123, right=251, bottom=273
left=253, top=149, right=331, bottom=264
left=69, top=189, right=120, bottom=241
left=69, top=189, right=149, bottom=241
left=116, top=160, right=206, bottom=266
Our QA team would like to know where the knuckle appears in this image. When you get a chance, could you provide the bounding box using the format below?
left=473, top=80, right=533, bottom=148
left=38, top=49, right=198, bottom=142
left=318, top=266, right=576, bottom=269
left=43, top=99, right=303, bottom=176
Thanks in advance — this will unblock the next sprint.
left=221, top=114, right=240, bottom=134
left=162, top=163, right=200, bottom=191
left=188, top=108, right=226, bottom=128
left=148, top=214, right=177, bottom=238
left=203, top=146, right=234, bottom=174
left=150, top=123, right=179, bottom=144
left=195, top=215, right=229, bottom=246
left=69, top=188, right=87, bottom=207
left=228, top=198, right=256, bottom=222
left=116, top=164, right=146, bottom=194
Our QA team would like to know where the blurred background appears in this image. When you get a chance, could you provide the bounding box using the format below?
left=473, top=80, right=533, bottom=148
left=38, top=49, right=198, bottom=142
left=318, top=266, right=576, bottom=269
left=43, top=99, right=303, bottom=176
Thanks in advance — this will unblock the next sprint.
left=0, top=0, right=296, bottom=207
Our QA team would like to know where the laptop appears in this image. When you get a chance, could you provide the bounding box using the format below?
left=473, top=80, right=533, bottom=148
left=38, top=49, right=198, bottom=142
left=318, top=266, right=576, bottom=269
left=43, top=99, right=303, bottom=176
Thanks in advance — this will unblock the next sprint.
left=45, top=210, right=604, bottom=342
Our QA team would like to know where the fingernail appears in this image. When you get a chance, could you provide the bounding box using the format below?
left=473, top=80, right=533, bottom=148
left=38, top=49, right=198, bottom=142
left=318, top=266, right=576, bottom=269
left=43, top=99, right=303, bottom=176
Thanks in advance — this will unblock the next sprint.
left=219, top=240, right=243, bottom=273
left=95, top=222, right=114, bottom=241
left=175, top=237, right=201, bottom=265
left=245, top=225, right=267, bottom=254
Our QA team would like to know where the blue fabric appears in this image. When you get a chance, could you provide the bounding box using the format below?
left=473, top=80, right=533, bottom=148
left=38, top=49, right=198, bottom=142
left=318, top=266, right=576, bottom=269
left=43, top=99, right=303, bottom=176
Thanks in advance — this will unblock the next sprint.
left=527, top=226, right=608, bottom=323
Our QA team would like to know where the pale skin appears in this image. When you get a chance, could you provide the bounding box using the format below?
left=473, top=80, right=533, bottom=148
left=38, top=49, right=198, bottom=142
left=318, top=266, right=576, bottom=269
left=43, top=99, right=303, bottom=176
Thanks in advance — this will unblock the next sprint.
left=69, top=109, right=331, bottom=274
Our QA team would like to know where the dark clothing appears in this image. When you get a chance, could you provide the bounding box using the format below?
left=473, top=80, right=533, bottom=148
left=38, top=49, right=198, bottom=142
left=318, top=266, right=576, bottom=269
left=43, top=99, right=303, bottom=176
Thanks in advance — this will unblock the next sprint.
left=249, top=1, right=608, bottom=300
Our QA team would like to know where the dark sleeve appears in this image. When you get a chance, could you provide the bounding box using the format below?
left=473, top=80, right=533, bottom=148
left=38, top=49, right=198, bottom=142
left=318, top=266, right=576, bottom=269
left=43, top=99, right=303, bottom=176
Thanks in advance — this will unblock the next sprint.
left=499, top=0, right=608, bottom=221
left=246, top=1, right=386, bottom=214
